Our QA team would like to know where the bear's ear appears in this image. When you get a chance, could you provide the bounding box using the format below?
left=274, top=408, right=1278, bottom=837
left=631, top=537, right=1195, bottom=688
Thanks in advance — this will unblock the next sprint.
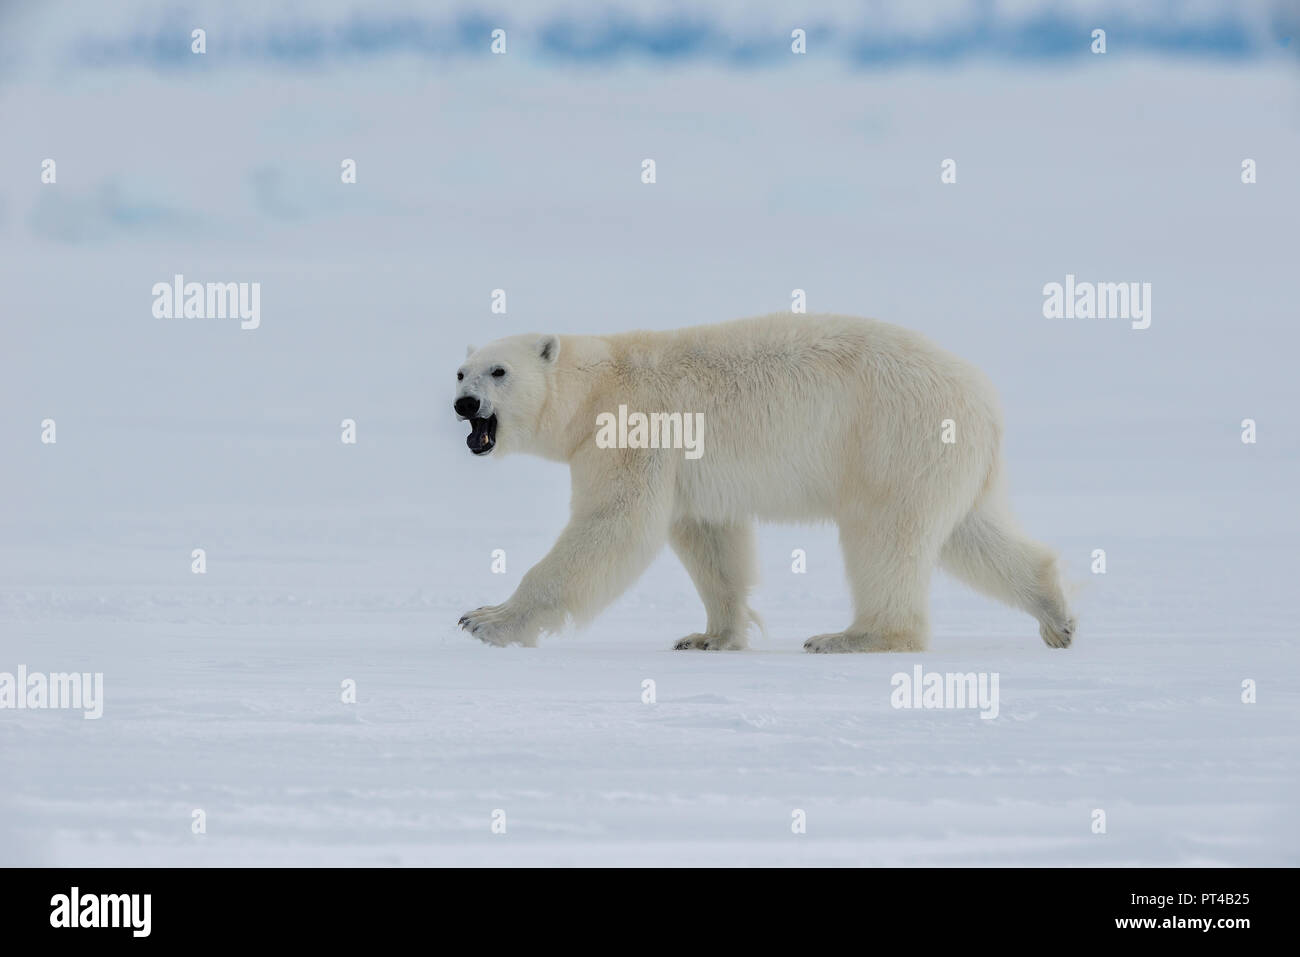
left=536, top=335, right=560, bottom=364
left=465, top=344, right=476, bottom=359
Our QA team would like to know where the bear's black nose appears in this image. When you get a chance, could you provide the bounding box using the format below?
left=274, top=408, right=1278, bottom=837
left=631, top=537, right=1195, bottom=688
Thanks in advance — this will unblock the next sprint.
left=454, top=396, right=480, bottom=418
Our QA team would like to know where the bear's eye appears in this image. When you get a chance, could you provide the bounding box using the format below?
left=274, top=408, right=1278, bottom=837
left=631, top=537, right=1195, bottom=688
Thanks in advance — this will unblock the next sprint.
left=456, top=371, right=464, bottom=381
left=491, top=368, right=506, bottom=378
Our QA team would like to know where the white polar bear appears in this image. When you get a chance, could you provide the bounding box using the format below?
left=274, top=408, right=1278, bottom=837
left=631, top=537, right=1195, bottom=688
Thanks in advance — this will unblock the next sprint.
left=454, top=314, right=1074, bottom=653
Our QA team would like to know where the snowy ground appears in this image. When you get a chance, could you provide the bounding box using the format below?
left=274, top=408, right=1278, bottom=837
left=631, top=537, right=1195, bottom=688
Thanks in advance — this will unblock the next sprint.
left=2, top=5, right=1299, bottom=865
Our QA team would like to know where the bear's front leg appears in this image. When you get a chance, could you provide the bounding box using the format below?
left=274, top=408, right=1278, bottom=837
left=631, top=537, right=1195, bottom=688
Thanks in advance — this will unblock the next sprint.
left=458, top=449, right=674, bottom=647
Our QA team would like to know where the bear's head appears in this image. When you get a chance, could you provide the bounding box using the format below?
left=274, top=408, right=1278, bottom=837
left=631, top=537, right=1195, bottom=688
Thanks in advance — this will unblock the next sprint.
left=454, top=334, right=561, bottom=457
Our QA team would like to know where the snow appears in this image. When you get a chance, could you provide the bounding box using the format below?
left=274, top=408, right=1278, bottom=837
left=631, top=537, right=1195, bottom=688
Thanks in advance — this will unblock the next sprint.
left=1, top=4, right=1298, bottom=865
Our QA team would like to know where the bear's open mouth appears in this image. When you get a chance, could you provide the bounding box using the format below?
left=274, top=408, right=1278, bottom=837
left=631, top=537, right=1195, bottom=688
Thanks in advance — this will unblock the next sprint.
left=467, top=414, right=497, bottom=455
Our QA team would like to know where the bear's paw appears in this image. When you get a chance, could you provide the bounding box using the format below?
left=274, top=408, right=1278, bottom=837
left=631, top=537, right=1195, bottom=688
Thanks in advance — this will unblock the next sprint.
left=803, top=631, right=925, bottom=653
left=1039, top=616, right=1075, bottom=649
left=673, top=632, right=746, bottom=651
left=458, top=604, right=537, bottom=647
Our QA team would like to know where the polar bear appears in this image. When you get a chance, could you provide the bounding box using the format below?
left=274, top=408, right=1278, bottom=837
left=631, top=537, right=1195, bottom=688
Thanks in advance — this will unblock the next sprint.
left=454, top=314, right=1074, bottom=653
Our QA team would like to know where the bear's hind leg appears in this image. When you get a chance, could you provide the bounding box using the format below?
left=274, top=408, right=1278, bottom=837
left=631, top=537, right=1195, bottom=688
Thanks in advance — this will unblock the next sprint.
left=804, top=512, right=940, bottom=654
left=940, top=501, right=1075, bottom=648
left=670, top=518, right=757, bottom=651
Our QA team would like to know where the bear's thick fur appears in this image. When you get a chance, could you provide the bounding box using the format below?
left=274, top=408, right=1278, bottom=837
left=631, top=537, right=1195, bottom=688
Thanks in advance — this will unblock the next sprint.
left=454, top=314, right=1074, bottom=652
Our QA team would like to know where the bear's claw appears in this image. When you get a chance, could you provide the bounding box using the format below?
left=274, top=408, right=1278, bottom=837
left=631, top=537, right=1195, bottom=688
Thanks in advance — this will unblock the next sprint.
left=803, top=632, right=924, bottom=653
left=673, top=632, right=745, bottom=651
left=458, top=604, right=536, bottom=647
